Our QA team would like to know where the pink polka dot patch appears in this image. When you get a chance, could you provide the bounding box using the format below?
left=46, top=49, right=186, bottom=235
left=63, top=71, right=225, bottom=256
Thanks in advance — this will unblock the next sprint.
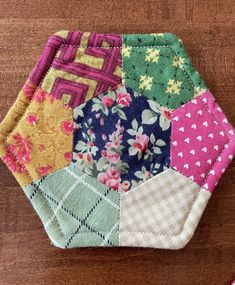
left=170, top=91, right=235, bottom=192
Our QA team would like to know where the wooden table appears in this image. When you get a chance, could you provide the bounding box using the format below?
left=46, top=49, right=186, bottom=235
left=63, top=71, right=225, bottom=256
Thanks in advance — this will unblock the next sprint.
left=0, top=1, right=234, bottom=284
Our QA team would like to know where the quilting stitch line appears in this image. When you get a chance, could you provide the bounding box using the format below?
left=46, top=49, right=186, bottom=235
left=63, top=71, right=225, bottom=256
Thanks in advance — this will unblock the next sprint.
left=100, top=222, right=119, bottom=246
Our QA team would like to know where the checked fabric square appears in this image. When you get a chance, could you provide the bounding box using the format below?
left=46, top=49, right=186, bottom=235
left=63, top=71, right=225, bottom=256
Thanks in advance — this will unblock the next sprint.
left=0, top=30, right=234, bottom=249
left=119, top=168, right=211, bottom=248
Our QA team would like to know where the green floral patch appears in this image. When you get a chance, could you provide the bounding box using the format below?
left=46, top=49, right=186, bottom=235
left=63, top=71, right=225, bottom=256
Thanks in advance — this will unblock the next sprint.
left=122, top=33, right=207, bottom=110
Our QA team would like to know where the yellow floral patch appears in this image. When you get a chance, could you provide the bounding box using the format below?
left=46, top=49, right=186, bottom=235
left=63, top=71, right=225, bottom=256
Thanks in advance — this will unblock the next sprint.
left=139, top=75, right=153, bottom=91
left=122, top=46, right=132, bottom=58
left=172, top=56, right=184, bottom=69
left=1, top=84, right=73, bottom=186
left=145, top=48, right=160, bottom=63
left=194, top=86, right=206, bottom=97
left=165, top=79, right=182, bottom=95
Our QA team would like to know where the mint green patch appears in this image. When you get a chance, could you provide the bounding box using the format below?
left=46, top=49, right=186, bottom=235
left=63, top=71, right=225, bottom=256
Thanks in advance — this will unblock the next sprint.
left=122, top=33, right=207, bottom=110
left=23, top=164, right=120, bottom=248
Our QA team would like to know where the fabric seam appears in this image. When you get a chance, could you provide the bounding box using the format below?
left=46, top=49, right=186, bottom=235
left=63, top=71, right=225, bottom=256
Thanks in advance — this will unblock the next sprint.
left=32, top=179, right=210, bottom=236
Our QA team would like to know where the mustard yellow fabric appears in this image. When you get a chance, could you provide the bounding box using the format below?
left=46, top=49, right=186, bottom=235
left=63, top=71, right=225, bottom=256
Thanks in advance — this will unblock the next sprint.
left=0, top=81, right=73, bottom=186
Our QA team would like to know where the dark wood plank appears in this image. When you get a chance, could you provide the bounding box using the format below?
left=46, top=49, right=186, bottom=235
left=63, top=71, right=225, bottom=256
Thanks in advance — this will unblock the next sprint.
left=0, top=1, right=234, bottom=284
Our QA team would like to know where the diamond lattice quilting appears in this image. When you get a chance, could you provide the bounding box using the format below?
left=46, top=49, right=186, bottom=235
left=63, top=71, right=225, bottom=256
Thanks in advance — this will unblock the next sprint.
left=23, top=164, right=120, bottom=248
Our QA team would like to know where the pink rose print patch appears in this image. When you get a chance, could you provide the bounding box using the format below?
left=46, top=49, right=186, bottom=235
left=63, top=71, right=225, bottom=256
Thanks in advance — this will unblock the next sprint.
left=170, top=91, right=235, bottom=192
left=73, top=84, right=171, bottom=192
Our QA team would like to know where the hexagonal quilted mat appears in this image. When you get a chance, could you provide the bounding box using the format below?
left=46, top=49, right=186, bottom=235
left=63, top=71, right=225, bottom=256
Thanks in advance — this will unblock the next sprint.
left=0, top=30, right=234, bottom=250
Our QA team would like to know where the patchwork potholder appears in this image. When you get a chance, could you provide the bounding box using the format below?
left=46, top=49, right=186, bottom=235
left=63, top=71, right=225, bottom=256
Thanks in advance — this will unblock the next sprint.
left=1, top=31, right=235, bottom=249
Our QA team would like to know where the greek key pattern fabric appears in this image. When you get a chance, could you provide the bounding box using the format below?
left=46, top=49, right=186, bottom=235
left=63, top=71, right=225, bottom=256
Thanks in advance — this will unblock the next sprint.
left=0, top=30, right=235, bottom=249
left=40, top=31, right=122, bottom=108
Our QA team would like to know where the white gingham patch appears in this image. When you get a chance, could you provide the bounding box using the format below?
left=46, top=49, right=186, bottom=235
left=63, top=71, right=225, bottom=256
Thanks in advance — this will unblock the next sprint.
left=119, top=168, right=211, bottom=249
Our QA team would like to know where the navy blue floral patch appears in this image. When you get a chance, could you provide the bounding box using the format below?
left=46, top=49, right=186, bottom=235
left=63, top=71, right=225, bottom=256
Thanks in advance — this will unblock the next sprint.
left=73, top=84, right=171, bottom=192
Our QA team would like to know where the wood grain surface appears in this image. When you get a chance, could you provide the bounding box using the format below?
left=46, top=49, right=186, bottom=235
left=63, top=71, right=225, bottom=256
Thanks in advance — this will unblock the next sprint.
left=0, top=1, right=235, bottom=284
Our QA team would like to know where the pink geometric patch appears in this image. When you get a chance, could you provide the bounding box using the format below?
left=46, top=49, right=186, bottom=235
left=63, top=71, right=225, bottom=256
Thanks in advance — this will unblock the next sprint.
left=170, top=91, right=235, bottom=192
